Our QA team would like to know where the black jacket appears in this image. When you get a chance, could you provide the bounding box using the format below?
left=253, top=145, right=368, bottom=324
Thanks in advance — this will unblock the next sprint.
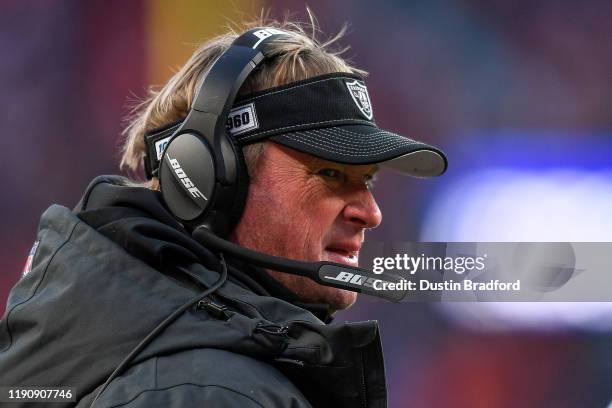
left=0, top=176, right=387, bottom=407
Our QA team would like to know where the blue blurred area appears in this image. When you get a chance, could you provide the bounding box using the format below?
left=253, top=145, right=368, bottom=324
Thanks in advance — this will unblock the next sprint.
left=2, top=0, right=612, bottom=406
left=420, top=131, right=612, bottom=241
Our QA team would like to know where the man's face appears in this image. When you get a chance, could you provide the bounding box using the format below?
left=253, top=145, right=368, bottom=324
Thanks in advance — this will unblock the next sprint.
left=231, top=143, right=382, bottom=311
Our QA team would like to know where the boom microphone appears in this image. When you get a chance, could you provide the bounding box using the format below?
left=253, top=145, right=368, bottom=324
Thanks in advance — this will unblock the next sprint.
left=193, top=226, right=407, bottom=302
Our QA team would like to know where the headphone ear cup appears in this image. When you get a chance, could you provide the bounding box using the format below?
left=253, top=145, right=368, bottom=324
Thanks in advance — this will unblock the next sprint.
left=159, top=133, right=216, bottom=223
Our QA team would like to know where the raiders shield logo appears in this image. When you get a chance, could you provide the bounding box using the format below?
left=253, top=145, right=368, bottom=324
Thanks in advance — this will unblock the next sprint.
left=345, top=79, right=373, bottom=120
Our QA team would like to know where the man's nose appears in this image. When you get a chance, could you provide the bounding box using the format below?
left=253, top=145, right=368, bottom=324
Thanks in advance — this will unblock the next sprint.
left=342, top=187, right=383, bottom=229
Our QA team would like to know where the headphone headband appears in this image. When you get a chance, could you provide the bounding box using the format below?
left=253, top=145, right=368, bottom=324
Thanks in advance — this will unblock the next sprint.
left=144, top=28, right=289, bottom=179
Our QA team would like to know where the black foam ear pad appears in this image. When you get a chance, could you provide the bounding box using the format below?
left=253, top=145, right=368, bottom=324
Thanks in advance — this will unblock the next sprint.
left=159, top=133, right=216, bottom=223
left=226, top=138, right=250, bottom=233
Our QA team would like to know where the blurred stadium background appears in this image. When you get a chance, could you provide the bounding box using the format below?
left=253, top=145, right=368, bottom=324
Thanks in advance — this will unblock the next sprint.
left=2, top=0, right=612, bottom=406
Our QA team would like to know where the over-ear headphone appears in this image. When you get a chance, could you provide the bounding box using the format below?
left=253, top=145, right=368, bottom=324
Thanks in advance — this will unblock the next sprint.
left=153, top=28, right=286, bottom=237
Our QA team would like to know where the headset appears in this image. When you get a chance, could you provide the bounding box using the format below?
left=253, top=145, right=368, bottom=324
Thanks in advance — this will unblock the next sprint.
left=147, top=27, right=407, bottom=302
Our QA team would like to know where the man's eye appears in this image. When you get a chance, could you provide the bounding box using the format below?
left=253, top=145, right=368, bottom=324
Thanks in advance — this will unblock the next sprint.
left=318, top=168, right=344, bottom=179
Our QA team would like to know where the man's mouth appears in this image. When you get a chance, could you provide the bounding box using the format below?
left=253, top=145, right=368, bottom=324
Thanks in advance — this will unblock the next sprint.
left=324, top=244, right=360, bottom=267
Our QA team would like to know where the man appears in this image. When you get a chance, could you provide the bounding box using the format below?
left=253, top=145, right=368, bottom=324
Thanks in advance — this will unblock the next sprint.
left=0, top=21, right=446, bottom=407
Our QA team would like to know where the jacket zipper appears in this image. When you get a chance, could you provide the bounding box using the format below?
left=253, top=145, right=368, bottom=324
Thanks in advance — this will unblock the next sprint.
left=360, top=350, right=368, bottom=408
left=254, top=323, right=290, bottom=338
left=197, top=297, right=232, bottom=321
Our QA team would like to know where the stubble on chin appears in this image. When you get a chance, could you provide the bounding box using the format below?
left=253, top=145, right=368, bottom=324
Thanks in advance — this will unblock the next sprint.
left=265, top=269, right=358, bottom=312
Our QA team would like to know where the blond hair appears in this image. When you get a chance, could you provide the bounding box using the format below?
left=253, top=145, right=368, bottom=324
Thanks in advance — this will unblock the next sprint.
left=120, top=16, right=366, bottom=188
